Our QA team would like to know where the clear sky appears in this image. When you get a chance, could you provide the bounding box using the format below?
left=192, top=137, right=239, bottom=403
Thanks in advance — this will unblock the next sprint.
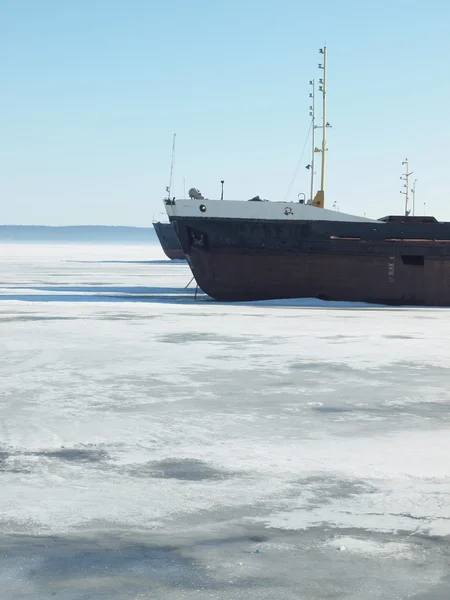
left=1, top=0, right=449, bottom=225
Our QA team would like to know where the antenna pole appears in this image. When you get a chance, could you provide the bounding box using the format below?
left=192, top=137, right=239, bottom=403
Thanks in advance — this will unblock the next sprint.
left=309, top=79, right=316, bottom=202
left=220, top=180, right=224, bottom=200
left=167, top=133, right=176, bottom=199
left=411, top=179, right=417, bottom=216
left=400, top=158, right=413, bottom=216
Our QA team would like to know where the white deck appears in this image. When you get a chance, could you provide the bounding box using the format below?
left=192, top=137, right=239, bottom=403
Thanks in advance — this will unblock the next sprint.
left=165, top=198, right=378, bottom=223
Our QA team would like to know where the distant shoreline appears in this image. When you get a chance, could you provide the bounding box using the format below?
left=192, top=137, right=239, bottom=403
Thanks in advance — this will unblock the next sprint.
left=0, top=225, right=158, bottom=243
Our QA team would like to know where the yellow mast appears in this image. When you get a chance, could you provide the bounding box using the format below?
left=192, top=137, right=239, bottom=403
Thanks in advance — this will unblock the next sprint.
left=312, top=46, right=328, bottom=208
left=320, top=46, right=327, bottom=193
left=308, top=79, right=316, bottom=202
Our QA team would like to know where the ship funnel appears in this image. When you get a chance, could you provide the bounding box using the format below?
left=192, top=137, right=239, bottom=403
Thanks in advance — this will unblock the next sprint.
left=312, top=190, right=324, bottom=208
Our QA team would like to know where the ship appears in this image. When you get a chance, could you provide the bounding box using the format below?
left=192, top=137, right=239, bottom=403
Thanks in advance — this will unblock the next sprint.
left=164, top=48, right=450, bottom=307
left=153, top=221, right=185, bottom=260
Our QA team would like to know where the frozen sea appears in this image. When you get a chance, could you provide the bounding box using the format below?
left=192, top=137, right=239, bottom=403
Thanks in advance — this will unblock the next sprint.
left=1, top=242, right=450, bottom=599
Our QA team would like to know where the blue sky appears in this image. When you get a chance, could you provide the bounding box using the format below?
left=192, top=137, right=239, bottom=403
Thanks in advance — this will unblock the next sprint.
left=1, top=0, right=449, bottom=225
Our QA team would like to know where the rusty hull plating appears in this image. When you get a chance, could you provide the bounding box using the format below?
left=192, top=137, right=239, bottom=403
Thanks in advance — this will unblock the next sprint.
left=170, top=214, right=450, bottom=306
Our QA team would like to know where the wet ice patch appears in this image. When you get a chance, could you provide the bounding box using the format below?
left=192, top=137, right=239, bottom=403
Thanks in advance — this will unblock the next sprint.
left=36, top=447, right=109, bottom=463
left=157, top=331, right=250, bottom=345
left=0, top=315, right=78, bottom=322
left=312, top=406, right=351, bottom=413
left=287, top=476, right=375, bottom=506
left=148, top=458, right=231, bottom=481
left=0, top=533, right=206, bottom=599
left=324, top=536, right=412, bottom=558
left=0, top=446, right=111, bottom=476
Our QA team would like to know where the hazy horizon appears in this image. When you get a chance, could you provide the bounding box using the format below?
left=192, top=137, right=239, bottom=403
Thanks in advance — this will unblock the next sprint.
left=0, top=224, right=159, bottom=243
left=0, top=224, right=154, bottom=228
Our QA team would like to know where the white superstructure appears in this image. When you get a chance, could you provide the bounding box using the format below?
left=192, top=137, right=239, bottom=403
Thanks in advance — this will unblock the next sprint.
left=165, top=198, right=378, bottom=223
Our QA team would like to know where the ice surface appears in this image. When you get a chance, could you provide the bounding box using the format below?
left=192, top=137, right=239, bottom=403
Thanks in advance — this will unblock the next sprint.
left=0, top=242, right=449, bottom=599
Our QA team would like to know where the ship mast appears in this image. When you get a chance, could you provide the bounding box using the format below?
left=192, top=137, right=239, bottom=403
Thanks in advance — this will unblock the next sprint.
left=400, top=158, right=413, bottom=216
left=165, top=133, right=176, bottom=199
left=319, top=47, right=327, bottom=195
left=312, top=46, right=330, bottom=209
left=308, top=79, right=316, bottom=203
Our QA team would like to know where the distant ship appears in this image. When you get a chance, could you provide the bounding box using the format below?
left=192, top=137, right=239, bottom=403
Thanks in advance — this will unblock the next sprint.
left=153, top=221, right=185, bottom=260
left=154, top=133, right=186, bottom=260
left=163, top=48, right=450, bottom=307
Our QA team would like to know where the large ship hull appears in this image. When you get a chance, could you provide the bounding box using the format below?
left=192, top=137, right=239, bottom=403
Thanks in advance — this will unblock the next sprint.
left=153, top=221, right=185, bottom=260
left=170, top=214, right=450, bottom=305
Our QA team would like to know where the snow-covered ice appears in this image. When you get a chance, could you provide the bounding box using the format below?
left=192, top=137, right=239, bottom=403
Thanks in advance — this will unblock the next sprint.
left=0, top=242, right=449, bottom=599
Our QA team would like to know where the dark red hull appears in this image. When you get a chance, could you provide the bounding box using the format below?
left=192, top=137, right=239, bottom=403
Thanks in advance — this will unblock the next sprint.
left=171, top=215, right=450, bottom=306
left=188, top=246, right=450, bottom=305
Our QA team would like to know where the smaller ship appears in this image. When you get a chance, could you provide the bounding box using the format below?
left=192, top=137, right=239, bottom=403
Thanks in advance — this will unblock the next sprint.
left=152, top=133, right=186, bottom=260
left=153, top=221, right=185, bottom=260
